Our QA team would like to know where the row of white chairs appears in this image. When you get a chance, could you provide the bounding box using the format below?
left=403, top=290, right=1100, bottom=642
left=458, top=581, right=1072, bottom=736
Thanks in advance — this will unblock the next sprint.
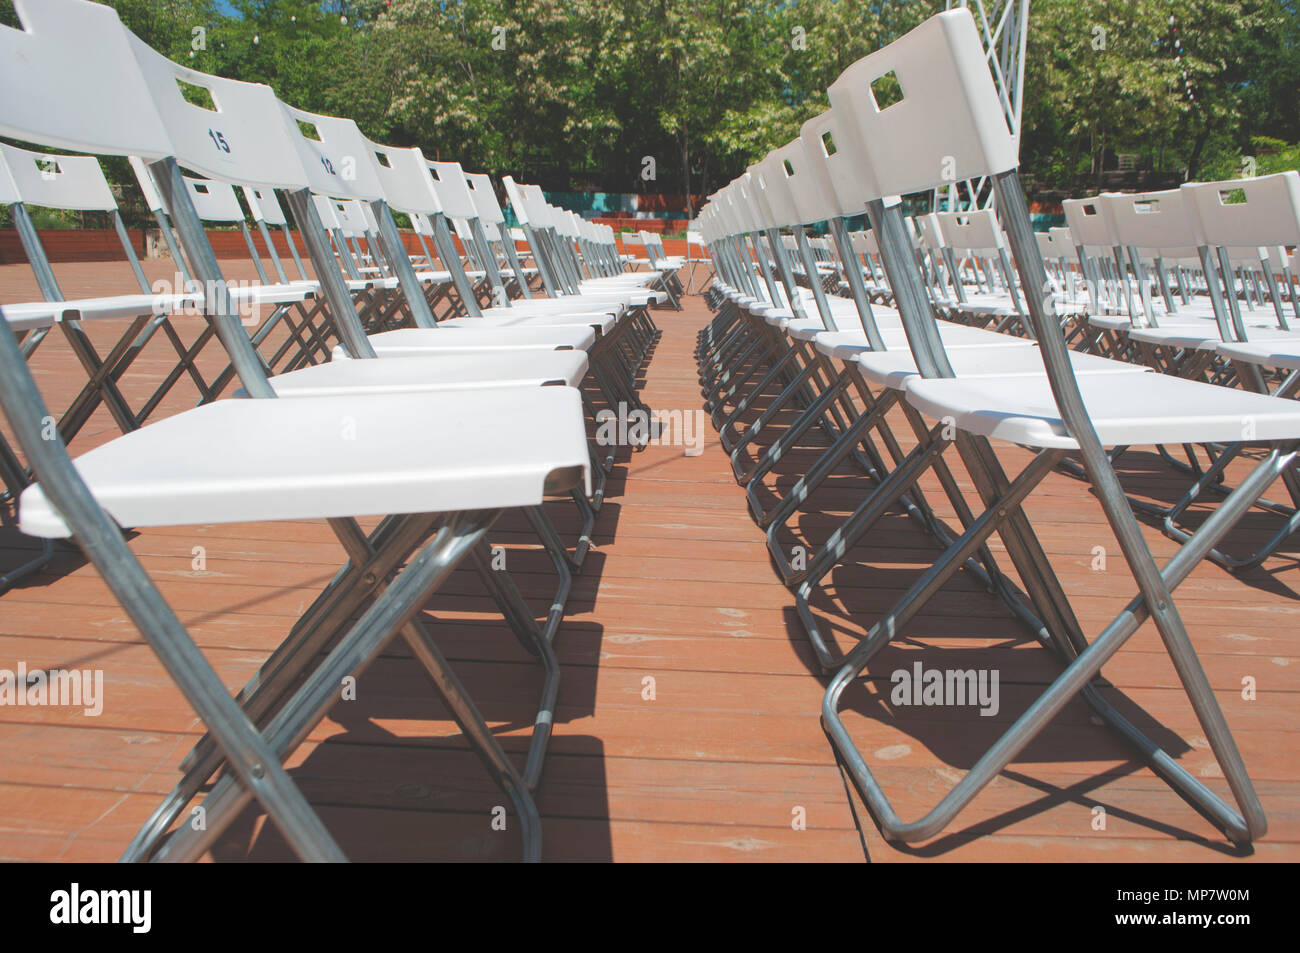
left=745, top=169, right=1300, bottom=572
left=881, top=180, right=1300, bottom=571
left=0, top=0, right=678, bottom=861
left=0, top=132, right=664, bottom=604
left=692, top=6, right=1298, bottom=847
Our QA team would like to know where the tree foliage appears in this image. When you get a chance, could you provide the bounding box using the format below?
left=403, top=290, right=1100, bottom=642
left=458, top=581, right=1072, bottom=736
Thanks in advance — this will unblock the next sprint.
left=1, top=0, right=1297, bottom=203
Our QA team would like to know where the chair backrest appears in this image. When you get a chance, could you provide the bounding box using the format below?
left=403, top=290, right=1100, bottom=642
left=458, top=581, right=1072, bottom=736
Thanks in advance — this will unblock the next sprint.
left=330, top=198, right=370, bottom=238
left=242, top=186, right=290, bottom=227
left=1100, top=188, right=1200, bottom=253
left=850, top=229, right=880, bottom=257
left=779, top=124, right=847, bottom=225
left=557, top=210, right=581, bottom=240
left=937, top=209, right=1003, bottom=254
left=366, top=142, right=441, bottom=216
left=183, top=176, right=246, bottom=223
left=1182, top=172, right=1300, bottom=248
left=715, top=185, right=744, bottom=239
left=410, top=211, right=434, bottom=238
left=801, top=108, right=883, bottom=213
left=0, top=138, right=145, bottom=301
left=279, top=103, right=384, bottom=201
left=312, top=194, right=342, bottom=231
left=504, top=181, right=543, bottom=228
left=128, top=155, right=168, bottom=214
left=0, top=0, right=173, bottom=160
left=826, top=8, right=1016, bottom=201
left=748, top=159, right=796, bottom=229
left=1062, top=196, right=1119, bottom=250
left=451, top=216, right=474, bottom=242
left=500, top=175, right=531, bottom=226
left=125, top=27, right=308, bottom=190
left=915, top=212, right=945, bottom=252
left=808, top=132, right=863, bottom=220
left=733, top=174, right=765, bottom=234
left=465, top=173, right=505, bottom=225
left=0, top=141, right=118, bottom=212
left=712, top=185, right=737, bottom=237
left=533, top=201, right=559, bottom=234
left=427, top=161, right=479, bottom=221
left=524, top=186, right=555, bottom=228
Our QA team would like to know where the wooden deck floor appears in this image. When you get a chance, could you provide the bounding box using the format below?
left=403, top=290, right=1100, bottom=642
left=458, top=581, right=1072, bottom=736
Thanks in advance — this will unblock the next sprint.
left=1, top=259, right=1298, bottom=861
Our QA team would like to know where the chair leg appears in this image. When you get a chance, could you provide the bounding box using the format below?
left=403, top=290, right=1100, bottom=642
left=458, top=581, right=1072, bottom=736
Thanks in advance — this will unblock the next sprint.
left=1161, top=441, right=1300, bottom=572
left=824, top=442, right=1289, bottom=845
left=147, top=509, right=551, bottom=863
left=792, top=425, right=955, bottom=671
left=124, top=513, right=441, bottom=860
left=468, top=529, right=563, bottom=793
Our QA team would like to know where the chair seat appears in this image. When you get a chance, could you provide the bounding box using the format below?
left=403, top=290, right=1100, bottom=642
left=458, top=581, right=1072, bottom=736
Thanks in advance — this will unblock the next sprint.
left=442, top=310, right=617, bottom=335
left=1092, top=307, right=1282, bottom=336
left=20, top=386, right=591, bottom=539
left=264, top=350, right=589, bottom=396
left=938, top=294, right=1017, bottom=316
left=1088, top=314, right=1136, bottom=332
left=778, top=315, right=835, bottom=333
left=345, top=276, right=400, bottom=293
left=811, top=324, right=1035, bottom=360
left=572, top=284, right=663, bottom=306
left=1129, top=324, right=1299, bottom=351
left=760, top=298, right=862, bottom=329
left=855, top=344, right=1147, bottom=390
left=54, top=292, right=198, bottom=323
left=1125, top=325, right=1229, bottom=350
left=228, top=283, right=316, bottom=306
left=622, top=290, right=668, bottom=305
left=786, top=308, right=907, bottom=341
left=1, top=300, right=64, bottom=330
left=487, top=298, right=621, bottom=318
left=581, top=274, right=656, bottom=286
left=356, top=325, right=597, bottom=357
left=905, top=371, right=1300, bottom=449
left=1218, top=338, right=1300, bottom=372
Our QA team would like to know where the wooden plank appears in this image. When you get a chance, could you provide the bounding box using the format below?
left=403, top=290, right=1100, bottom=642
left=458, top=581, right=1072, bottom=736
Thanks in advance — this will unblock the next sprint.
left=1, top=271, right=1297, bottom=861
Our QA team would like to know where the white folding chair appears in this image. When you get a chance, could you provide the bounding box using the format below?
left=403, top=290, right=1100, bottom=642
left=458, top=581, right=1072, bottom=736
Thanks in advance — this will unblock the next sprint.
left=811, top=7, right=1297, bottom=844
left=739, top=130, right=1150, bottom=665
